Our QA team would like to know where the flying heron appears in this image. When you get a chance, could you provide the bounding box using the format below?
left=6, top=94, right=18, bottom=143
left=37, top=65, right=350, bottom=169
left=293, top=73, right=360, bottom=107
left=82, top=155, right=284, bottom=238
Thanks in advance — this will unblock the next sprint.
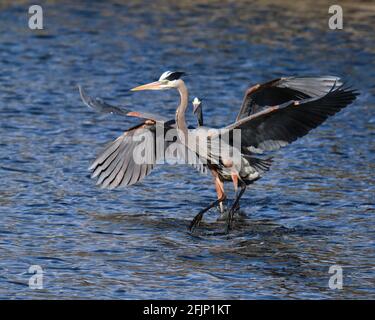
left=130, top=71, right=358, bottom=231
left=85, top=71, right=358, bottom=232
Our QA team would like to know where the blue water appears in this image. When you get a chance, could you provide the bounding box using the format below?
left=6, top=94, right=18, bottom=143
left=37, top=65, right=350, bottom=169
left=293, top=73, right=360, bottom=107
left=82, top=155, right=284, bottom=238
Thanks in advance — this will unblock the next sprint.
left=0, top=0, right=374, bottom=299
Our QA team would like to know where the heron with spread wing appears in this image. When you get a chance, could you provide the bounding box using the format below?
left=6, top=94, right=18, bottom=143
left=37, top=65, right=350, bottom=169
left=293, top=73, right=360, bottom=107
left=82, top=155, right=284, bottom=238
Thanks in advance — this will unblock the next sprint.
left=80, top=71, right=358, bottom=230
left=130, top=71, right=358, bottom=232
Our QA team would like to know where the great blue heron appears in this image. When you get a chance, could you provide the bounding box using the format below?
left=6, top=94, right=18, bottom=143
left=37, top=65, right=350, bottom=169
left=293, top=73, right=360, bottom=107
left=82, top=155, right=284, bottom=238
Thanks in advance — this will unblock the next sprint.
left=129, top=71, right=358, bottom=232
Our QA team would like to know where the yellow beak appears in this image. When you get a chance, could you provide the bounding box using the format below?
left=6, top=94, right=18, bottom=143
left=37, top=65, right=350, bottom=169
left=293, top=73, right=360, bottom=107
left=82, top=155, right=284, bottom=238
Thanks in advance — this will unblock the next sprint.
left=131, top=81, right=163, bottom=91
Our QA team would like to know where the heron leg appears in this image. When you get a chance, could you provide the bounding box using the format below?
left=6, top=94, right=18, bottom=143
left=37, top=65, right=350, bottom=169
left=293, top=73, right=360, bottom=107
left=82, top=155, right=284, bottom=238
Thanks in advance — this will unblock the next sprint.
left=190, top=174, right=226, bottom=232
left=214, top=175, right=226, bottom=215
left=233, top=202, right=240, bottom=213
left=230, top=172, right=240, bottom=213
left=226, top=180, right=247, bottom=233
left=189, top=194, right=226, bottom=232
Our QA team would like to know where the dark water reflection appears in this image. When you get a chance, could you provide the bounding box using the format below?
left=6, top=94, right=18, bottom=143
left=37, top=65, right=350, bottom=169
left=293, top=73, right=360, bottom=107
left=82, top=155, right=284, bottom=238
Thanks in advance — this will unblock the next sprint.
left=0, top=0, right=374, bottom=299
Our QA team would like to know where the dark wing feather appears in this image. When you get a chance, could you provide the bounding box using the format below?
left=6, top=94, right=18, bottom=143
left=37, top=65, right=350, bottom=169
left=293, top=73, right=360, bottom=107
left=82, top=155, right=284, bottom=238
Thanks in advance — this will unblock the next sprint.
left=79, top=85, right=168, bottom=122
left=79, top=85, right=130, bottom=116
left=225, top=84, right=358, bottom=153
left=236, top=76, right=343, bottom=121
left=244, top=156, right=273, bottom=174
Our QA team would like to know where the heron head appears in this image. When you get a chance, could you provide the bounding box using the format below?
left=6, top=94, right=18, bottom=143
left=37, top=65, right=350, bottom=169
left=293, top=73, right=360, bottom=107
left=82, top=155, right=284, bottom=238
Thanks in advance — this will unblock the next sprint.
left=192, top=97, right=202, bottom=114
left=131, top=71, right=185, bottom=91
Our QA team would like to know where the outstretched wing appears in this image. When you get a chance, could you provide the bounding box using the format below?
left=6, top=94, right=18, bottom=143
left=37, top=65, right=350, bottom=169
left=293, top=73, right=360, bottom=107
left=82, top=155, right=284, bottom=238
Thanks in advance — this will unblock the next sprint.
left=89, top=122, right=157, bottom=189
left=79, top=85, right=130, bottom=116
left=236, top=76, right=343, bottom=121
left=79, top=85, right=168, bottom=122
left=223, top=84, right=358, bottom=153
left=89, top=122, right=207, bottom=189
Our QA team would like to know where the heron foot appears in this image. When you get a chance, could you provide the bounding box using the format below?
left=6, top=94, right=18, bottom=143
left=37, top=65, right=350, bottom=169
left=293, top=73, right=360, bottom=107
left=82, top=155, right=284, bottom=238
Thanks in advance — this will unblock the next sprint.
left=225, top=182, right=247, bottom=233
left=189, top=211, right=204, bottom=232
left=216, top=204, right=227, bottom=214
left=216, top=205, right=227, bottom=219
left=217, top=205, right=241, bottom=221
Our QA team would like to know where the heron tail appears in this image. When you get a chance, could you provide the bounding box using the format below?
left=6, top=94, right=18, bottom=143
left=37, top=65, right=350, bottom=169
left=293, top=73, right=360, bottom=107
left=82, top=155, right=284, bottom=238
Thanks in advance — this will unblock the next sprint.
left=244, top=155, right=273, bottom=174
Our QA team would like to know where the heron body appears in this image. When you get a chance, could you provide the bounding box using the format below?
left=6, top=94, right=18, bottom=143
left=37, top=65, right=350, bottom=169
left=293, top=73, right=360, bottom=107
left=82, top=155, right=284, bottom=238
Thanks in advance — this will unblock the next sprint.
left=191, top=97, right=272, bottom=218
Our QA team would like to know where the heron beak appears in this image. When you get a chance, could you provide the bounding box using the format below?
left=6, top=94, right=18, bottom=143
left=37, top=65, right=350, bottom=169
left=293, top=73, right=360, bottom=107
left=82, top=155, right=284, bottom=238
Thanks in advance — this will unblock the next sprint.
left=131, top=81, right=164, bottom=91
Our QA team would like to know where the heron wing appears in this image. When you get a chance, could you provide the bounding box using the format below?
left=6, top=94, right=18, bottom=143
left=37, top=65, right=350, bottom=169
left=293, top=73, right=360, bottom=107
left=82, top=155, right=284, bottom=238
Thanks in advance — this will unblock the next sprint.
left=79, top=85, right=168, bottom=122
left=89, top=122, right=207, bottom=189
left=236, top=76, right=343, bottom=121
left=89, top=122, right=158, bottom=189
left=223, top=84, right=358, bottom=153
left=79, top=85, right=130, bottom=116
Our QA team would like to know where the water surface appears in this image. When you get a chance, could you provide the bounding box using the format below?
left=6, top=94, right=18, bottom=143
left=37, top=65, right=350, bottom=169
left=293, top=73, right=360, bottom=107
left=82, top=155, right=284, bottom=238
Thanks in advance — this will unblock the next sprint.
left=0, top=0, right=374, bottom=299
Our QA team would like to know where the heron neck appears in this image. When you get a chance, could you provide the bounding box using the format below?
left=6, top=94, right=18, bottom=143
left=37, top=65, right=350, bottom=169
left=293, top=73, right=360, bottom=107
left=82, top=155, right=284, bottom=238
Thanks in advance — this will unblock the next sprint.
left=176, top=81, right=189, bottom=139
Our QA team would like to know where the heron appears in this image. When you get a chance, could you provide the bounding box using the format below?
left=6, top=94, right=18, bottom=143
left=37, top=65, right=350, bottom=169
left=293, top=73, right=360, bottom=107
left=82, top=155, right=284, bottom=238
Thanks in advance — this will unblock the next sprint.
left=129, top=71, right=358, bottom=232
left=80, top=81, right=268, bottom=227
